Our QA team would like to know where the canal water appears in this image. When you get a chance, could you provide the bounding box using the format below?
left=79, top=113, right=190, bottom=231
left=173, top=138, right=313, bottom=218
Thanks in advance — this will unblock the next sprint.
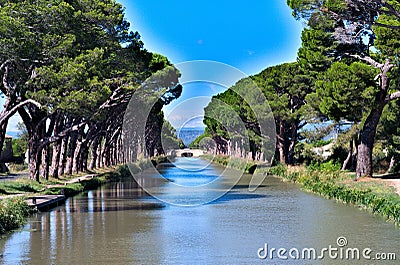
left=1, top=158, right=399, bottom=264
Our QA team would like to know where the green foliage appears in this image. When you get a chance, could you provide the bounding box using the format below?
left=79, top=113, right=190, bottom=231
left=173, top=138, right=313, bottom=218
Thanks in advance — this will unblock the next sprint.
left=0, top=197, right=30, bottom=234
left=161, top=120, right=182, bottom=150
left=376, top=101, right=400, bottom=173
left=44, top=183, right=84, bottom=196
left=310, top=139, right=332, bottom=147
left=203, top=61, right=313, bottom=164
left=316, top=62, right=378, bottom=122
left=190, top=133, right=210, bottom=149
left=294, top=141, right=325, bottom=165
left=11, top=139, right=26, bottom=158
left=115, top=164, right=133, bottom=179
left=254, top=62, right=312, bottom=122
left=7, top=163, right=28, bottom=172
left=11, top=122, right=28, bottom=160
left=149, top=53, right=172, bottom=72
left=373, top=2, right=400, bottom=61
left=201, top=154, right=258, bottom=174
left=268, top=163, right=287, bottom=176
left=307, top=160, right=341, bottom=172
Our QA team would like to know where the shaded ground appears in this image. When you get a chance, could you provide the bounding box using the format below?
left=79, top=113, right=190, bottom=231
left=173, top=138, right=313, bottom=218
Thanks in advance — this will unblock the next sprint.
left=0, top=172, right=29, bottom=181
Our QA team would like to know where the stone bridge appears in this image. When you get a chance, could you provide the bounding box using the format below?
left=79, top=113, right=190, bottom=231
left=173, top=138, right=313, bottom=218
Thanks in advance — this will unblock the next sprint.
left=172, top=149, right=205, bottom=157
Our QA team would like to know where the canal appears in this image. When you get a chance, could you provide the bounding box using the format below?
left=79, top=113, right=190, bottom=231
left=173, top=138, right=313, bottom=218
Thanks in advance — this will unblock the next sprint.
left=1, top=158, right=399, bottom=264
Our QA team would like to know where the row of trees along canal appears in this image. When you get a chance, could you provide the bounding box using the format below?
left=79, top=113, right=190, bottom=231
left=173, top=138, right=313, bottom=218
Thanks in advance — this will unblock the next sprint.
left=0, top=0, right=182, bottom=181
left=197, top=0, right=400, bottom=179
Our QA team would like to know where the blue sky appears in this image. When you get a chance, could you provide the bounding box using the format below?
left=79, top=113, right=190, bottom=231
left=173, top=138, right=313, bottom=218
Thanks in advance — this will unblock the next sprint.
left=118, top=0, right=304, bottom=129
left=4, top=1, right=303, bottom=134
left=119, top=0, right=303, bottom=75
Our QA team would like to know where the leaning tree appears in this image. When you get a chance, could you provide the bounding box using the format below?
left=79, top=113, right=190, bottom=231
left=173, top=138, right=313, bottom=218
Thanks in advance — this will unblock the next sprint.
left=288, top=0, right=400, bottom=178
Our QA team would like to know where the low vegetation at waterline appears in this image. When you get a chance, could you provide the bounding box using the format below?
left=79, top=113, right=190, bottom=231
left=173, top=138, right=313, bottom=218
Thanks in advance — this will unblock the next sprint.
left=270, top=163, right=400, bottom=226
left=200, top=154, right=259, bottom=174
left=204, top=155, right=400, bottom=225
left=0, top=158, right=162, bottom=197
left=0, top=197, right=30, bottom=234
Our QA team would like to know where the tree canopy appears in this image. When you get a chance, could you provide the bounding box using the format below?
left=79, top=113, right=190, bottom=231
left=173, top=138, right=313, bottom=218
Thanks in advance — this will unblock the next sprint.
left=0, top=0, right=182, bottom=180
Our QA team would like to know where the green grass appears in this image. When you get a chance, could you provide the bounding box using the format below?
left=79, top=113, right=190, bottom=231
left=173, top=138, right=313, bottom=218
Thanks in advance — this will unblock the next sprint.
left=0, top=179, right=44, bottom=195
left=201, top=154, right=259, bottom=174
left=0, top=157, right=168, bottom=197
left=0, top=197, right=30, bottom=234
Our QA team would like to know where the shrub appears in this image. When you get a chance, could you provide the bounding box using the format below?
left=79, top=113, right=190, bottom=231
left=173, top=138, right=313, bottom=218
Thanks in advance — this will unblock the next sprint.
left=269, top=163, right=287, bottom=177
left=0, top=197, right=30, bottom=234
left=307, top=160, right=341, bottom=172
left=115, top=165, right=133, bottom=178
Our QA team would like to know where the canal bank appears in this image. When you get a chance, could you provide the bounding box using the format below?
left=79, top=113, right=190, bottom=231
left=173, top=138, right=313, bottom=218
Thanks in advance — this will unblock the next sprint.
left=0, top=157, right=171, bottom=234
left=201, top=155, right=400, bottom=227
left=0, top=168, right=124, bottom=234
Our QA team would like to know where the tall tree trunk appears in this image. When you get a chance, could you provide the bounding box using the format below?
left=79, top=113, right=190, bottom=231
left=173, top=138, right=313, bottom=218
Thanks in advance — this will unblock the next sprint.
left=96, top=140, right=102, bottom=168
left=277, top=119, right=286, bottom=164
left=65, top=132, right=78, bottom=175
left=50, top=140, right=61, bottom=178
left=356, top=99, right=386, bottom=179
left=72, top=137, right=82, bottom=174
left=89, top=137, right=100, bottom=170
left=342, top=138, right=353, bottom=171
left=287, top=122, right=298, bottom=165
left=102, top=137, right=110, bottom=167
left=20, top=107, right=46, bottom=181
left=387, top=156, right=396, bottom=174
left=41, top=145, right=50, bottom=180
left=81, top=143, right=89, bottom=172
left=356, top=59, right=393, bottom=179
left=58, top=136, right=68, bottom=177
left=28, top=137, right=41, bottom=181
left=0, top=122, right=7, bottom=159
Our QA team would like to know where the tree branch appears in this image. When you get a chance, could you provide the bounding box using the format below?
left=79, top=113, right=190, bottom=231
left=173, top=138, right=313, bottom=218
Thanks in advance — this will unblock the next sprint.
left=0, top=60, right=11, bottom=72
left=2, top=65, right=12, bottom=95
left=386, top=91, right=400, bottom=102
left=344, top=53, right=384, bottom=68
left=39, top=121, right=87, bottom=150
left=0, top=99, right=42, bottom=124
left=381, top=0, right=400, bottom=20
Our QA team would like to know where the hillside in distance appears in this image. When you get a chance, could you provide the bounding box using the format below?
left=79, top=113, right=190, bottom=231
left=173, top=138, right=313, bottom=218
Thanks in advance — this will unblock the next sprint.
left=177, top=127, right=205, bottom=147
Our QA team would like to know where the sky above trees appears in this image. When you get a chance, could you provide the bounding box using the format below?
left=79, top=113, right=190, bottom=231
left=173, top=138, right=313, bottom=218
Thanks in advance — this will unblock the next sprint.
left=119, top=0, right=303, bottom=75
left=118, top=0, right=303, bottom=129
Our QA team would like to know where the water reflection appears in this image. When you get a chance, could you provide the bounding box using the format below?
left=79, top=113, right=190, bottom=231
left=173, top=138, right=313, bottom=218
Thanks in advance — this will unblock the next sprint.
left=0, top=159, right=399, bottom=264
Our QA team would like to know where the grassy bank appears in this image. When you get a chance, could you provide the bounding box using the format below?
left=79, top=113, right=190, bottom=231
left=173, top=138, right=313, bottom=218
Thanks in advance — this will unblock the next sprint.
left=0, top=166, right=126, bottom=197
left=200, top=154, right=259, bottom=174
left=0, top=157, right=166, bottom=234
left=204, top=154, right=400, bottom=226
left=0, top=157, right=166, bottom=197
left=270, top=163, right=400, bottom=225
